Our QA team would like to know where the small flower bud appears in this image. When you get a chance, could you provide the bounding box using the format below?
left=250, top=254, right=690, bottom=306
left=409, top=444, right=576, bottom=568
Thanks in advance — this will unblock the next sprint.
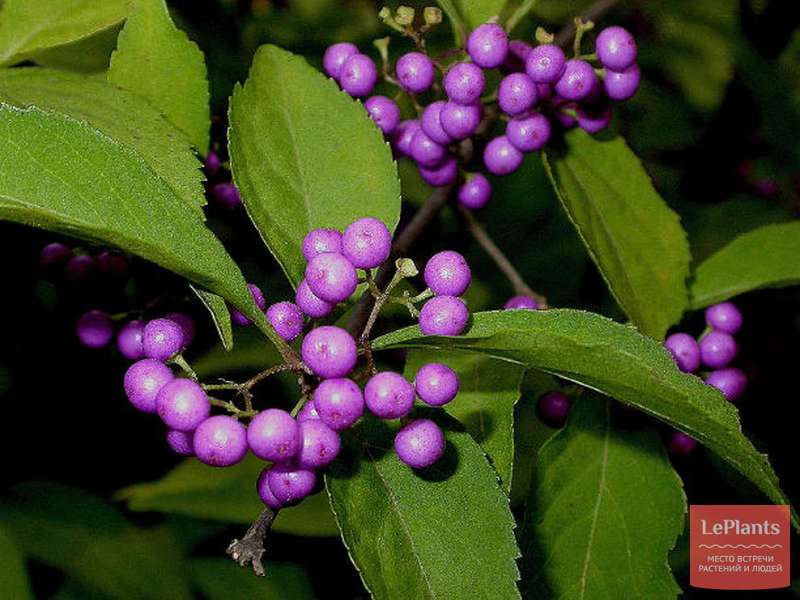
left=395, top=6, right=415, bottom=26
left=423, top=7, right=442, bottom=26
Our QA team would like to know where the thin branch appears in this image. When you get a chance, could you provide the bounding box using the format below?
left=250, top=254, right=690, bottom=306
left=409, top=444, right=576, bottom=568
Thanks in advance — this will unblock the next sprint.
left=554, top=0, right=621, bottom=47
left=227, top=507, right=277, bottom=576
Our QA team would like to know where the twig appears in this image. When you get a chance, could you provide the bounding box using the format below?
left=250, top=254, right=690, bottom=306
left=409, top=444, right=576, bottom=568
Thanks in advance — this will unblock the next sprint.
left=554, top=0, right=621, bottom=47
left=227, top=507, right=277, bottom=576
left=505, top=0, right=539, bottom=34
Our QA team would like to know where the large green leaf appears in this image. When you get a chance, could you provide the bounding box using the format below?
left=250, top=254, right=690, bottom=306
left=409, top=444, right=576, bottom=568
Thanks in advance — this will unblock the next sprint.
left=326, top=412, right=521, bottom=600
left=0, top=526, right=32, bottom=600
left=0, top=67, right=205, bottom=214
left=108, top=0, right=209, bottom=153
left=690, top=222, right=800, bottom=309
left=543, top=130, right=691, bottom=340
left=0, top=0, right=129, bottom=67
left=30, top=24, right=122, bottom=73
left=372, top=310, right=797, bottom=528
left=191, top=559, right=316, bottom=600
left=450, top=0, right=508, bottom=29
left=520, top=397, right=686, bottom=599
left=405, top=348, right=525, bottom=492
left=228, top=44, right=401, bottom=287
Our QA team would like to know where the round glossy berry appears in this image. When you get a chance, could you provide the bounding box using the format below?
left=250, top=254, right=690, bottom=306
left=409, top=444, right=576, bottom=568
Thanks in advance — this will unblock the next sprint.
left=302, top=228, right=343, bottom=262
left=364, top=372, right=415, bottom=419
left=230, top=283, right=266, bottom=327
left=396, top=52, right=435, bottom=94
left=301, top=326, right=358, bottom=379
left=164, top=312, right=195, bottom=347
left=595, top=26, right=637, bottom=71
left=76, top=310, right=113, bottom=349
left=166, top=430, right=194, bottom=456
left=96, top=251, right=128, bottom=275
left=504, top=295, right=540, bottom=310
left=458, top=174, right=491, bottom=210
left=39, top=242, right=72, bottom=269
left=211, top=182, right=242, bottom=209
left=247, top=408, right=301, bottom=462
left=440, top=102, right=481, bottom=140
left=443, top=62, right=485, bottom=105
left=297, top=419, right=341, bottom=469
left=323, top=42, right=358, bottom=79
left=577, top=105, right=612, bottom=134
left=506, top=112, right=551, bottom=152
left=410, top=129, right=447, bottom=167
left=484, top=135, right=524, bottom=175
left=699, top=331, right=738, bottom=369
left=555, top=59, right=598, bottom=101
left=143, top=317, right=184, bottom=360
left=364, top=96, right=401, bottom=135
left=667, top=431, right=697, bottom=457
left=706, top=368, right=747, bottom=403
left=65, top=254, right=94, bottom=282
left=419, top=296, right=469, bottom=336
left=603, top=64, right=640, bottom=101
left=395, top=419, right=445, bottom=469
left=705, top=302, right=742, bottom=334
left=267, top=464, right=317, bottom=505
left=342, top=217, right=392, bottom=269
left=194, top=415, right=248, bottom=467
left=295, top=279, right=334, bottom=319
left=267, top=301, right=304, bottom=342
left=340, top=54, right=377, bottom=97
left=415, top=363, right=459, bottom=406
left=664, top=333, right=701, bottom=373
left=537, top=391, right=571, bottom=428
left=525, top=44, right=566, bottom=83
left=392, top=120, right=421, bottom=156
left=467, top=22, right=509, bottom=68
left=421, top=101, right=453, bottom=145
left=156, top=379, right=210, bottom=432
left=419, top=156, right=458, bottom=187
left=204, top=151, right=221, bottom=176
left=117, top=319, right=145, bottom=360
left=313, top=378, right=365, bottom=430
left=257, top=468, right=283, bottom=509
left=305, top=252, right=358, bottom=303
left=424, top=250, right=471, bottom=296
left=124, top=358, right=174, bottom=413
left=498, top=72, right=537, bottom=116
left=297, top=400, right=320, bottom=423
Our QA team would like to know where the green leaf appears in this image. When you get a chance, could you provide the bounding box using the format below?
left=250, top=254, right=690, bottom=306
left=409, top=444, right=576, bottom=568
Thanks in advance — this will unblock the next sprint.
left=372, top=310, right=798, bottom=528
left=520, top=396, right=686, bottom=599
left=30, top=24, right=122, bottom=73
left=191, top=287, right=233, bottom=351
left=0, top=0, right=129, bottom=67
left=435, top=0, right=466, bottom=44
left=404, top=348, right=525, bottom=492
left=690, top=222, right=800, bottom=308
left=543, top=130, right=691, bottom=339
left=0, top=67, right=205, bottom=214
left=108, top=0, right=209, bottom=153
left=326, top=412, right=521, bottom=600
left=450, top=0, right=508, bottom=29
left=191, top=559, right=316, bottom=600
left=228, top=44, right=401, bottom=287
left=0, top=526, right=32, bottom=600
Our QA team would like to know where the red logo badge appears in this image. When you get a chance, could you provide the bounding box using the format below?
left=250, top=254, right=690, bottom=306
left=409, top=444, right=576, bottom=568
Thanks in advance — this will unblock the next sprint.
left=690, top=505, right=790, bottom=589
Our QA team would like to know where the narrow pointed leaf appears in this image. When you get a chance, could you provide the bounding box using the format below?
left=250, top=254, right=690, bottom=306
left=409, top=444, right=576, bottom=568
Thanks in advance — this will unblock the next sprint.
left=191, top=287, right=233, bottom=351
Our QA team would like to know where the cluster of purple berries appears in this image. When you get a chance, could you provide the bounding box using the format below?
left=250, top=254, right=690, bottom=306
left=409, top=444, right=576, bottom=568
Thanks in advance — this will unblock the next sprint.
left=76, top=309, right=195, bottom=355
left=40, top=242, right=128, bottom=282
left=323, top=20, right=639, bottom=210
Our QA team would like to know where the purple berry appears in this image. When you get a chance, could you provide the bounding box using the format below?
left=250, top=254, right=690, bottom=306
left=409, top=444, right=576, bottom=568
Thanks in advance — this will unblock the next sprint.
left=410, top=129, right=447, bottom=167
left=484, top=135, right=524, bottom=175
left=305, top=253, right=357, bottom=303
left=117, top=319, right=146, bottom=360
left=313, top=378, right=365, bottom=430
left=458, top=173, right=491, bottom=209
left=65, top=254, right=94, bottom=282
left=421, top=101, right=453, bottom=145
left=267, top=464, right=317, bottom=505
left=295, top=279, right=334, bottom=319
left=603, top=64, right=640, bottom=101
left=204, top=150, right=221, bottom=176
left=443, top=62, right=485, bottom=105
left=323, top=42, right=358, bottom=79
left=419, top=295, right=469, bottom=336
left=664, top=333, right=701, bottom=373
left=419, top=156, right=458, bottom=187
left=415, top=363, right=459, bottom=406
left=193, top=415, right=248, bottom=467
left=156, top=379, right=210, bottom=432
left=595, top=26, right=637, bottom=71
left=395, top=52, right=435, bottom=94
left=164, top=312, right=195, bottom=347
left=440, top=102, right=481, bottom=140
left=364, top=96, right=401, bottom=135
left=166, top=430, right=194, bottom=456
left=395, top=419, right=445, bottom=469
left=525, top=44, right=566, bottom=83
left=705, top=302, right=742, bottom=334
left=466, top=23, right=509, bottom=69
left=424, top=250, right=471, bottom=296
left=96, top=250, right=128, bottom=275
left=699, top=331, right=738, bottom=369
left=504, top=295, right=540, bottom=310
left=230, top=283, right=266, bottom=327
left=297, top=419, right=341, bottom=469
left=257, top=468, right=283, bottom=509
left=297, top=400, right=321, bottom=423
left=340, top=54, right=377, bottom=97
left=211, top=182, right=242, bottom=209
left=76, top=310, right=113, bottom=349
left=555, top=59, right=598, bottom=101
left=301, top=326, right=358, bottom=379
left=247, top=408, right=301, bottom=462
left=39, top=242, right=72, bottom=269
left=498, top=72, right=537, bottom=116
left=124, top=358, right=174, bottom=414
left=302, top=228, right=343, bottom=262
left=142, top=317, right=185, bottom=360
left=706, top=368, right=747, bottom=403
left=267, top=301, right=304, bottom=342
left=667, top=431, right=697, bottom=457
left=577, top=104, right=612, bottom=134
left=392, top=119, right=421, bottom=156
left=506, top=112, right=551, bottom=152
left=342, top=217, right=392, bottom=269
left=537, top=391, right=571, bottom=428
left=502, top=40, right=532, bottom=72
left=364, top=372, right=415, bottom=419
